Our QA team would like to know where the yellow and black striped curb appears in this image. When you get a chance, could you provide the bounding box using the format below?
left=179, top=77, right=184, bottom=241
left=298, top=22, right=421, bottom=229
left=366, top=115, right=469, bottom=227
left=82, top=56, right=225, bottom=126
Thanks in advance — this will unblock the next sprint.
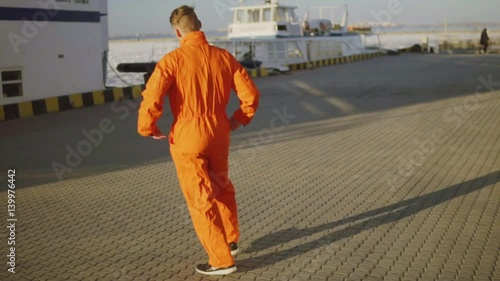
left=245, top=51, right=384, bottom=77
left=0, top=85, right=144, bottom=122
left=0, top=52, right=384, bottom=122
left=288, top=51, right=384, bottom=71
left=248, top=68, right=269, bottom=78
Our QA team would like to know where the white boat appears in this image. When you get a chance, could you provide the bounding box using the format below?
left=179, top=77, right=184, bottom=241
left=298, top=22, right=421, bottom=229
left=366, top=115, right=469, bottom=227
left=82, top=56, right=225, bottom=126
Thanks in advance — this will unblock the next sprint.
left=212, top=0, right=381, bottom=71
left=115, top=0, right=383, bottom=85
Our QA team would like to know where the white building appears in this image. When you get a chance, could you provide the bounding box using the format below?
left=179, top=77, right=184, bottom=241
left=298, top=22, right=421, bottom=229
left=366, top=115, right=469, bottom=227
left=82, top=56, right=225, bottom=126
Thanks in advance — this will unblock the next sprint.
left=0, top=0, right=108, bottom=106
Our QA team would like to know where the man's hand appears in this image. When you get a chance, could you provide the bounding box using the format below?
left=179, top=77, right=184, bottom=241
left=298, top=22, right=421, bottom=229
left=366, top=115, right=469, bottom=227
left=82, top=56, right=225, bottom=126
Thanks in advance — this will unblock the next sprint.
left=152, top=134, right=167, bottom=140
left=229, top=117, right=242, bottom=131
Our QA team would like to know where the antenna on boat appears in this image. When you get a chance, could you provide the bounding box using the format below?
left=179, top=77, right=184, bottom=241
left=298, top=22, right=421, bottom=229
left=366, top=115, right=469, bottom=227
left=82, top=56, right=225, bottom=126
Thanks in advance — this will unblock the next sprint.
left=340, top=4, right=349, bottom=33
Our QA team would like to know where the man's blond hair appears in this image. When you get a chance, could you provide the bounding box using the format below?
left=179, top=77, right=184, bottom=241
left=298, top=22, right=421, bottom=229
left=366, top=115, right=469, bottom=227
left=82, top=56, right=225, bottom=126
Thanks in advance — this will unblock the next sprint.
left=170, top=5, right=201, bottom=32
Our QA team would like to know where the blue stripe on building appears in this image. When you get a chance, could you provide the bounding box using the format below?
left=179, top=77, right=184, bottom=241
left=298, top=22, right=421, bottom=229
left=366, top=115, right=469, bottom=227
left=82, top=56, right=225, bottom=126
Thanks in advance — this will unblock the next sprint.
left=0, top=7, right=101, bottom=23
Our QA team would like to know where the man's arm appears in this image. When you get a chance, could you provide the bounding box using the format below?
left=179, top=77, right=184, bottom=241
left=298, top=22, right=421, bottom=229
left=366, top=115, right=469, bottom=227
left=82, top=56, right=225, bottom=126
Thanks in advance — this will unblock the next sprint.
left=137, top=56, right=175, bottom=137
left=229, top=55, right=260, bottom=127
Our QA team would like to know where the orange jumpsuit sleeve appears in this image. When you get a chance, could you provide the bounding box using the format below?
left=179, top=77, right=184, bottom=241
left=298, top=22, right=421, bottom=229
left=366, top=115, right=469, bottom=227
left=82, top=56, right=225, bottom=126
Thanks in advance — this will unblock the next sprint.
left=230, top=55, right=260, bottom=126
left=137, top=55, right=176, bottom=136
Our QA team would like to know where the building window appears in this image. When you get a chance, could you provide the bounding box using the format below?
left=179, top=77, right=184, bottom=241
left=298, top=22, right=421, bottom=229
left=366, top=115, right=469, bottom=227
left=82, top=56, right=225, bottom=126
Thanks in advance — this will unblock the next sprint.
left=1, top=70, right=23, bottom=98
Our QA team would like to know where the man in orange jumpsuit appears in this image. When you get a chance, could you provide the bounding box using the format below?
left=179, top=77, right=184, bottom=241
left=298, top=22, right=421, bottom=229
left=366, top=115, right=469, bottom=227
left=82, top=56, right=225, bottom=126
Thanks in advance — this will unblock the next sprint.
left=137, top=5, right=260, bottom=276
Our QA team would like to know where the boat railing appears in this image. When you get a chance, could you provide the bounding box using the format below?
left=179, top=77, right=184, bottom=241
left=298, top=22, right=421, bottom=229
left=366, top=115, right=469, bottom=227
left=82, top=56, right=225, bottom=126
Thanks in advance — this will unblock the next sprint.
left=212, top=36, right=375, bottom=70
left=360, top=34, right=383, bottom=50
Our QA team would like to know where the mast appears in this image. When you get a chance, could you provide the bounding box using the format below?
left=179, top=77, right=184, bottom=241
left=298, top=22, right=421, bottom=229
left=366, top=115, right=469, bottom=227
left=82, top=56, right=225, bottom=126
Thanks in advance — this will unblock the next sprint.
left=340, top=5, right=349, bottom=33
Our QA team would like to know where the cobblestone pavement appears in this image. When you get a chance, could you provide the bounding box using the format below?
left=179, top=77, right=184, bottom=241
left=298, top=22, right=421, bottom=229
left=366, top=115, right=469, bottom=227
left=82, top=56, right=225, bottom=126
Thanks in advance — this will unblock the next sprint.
left=1, top=54, right=499, bottom=281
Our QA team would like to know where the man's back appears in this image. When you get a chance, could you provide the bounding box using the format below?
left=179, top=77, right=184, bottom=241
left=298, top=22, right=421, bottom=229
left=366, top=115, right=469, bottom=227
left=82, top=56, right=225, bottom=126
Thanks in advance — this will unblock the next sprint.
left=138, top=31, right=260, bottom=150
left=166, top=31, right=237, bottom=120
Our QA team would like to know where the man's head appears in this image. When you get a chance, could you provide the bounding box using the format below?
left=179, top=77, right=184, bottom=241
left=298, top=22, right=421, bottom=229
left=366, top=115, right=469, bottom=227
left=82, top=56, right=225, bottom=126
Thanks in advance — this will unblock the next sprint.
left=170, top=5, right=202, bottom=39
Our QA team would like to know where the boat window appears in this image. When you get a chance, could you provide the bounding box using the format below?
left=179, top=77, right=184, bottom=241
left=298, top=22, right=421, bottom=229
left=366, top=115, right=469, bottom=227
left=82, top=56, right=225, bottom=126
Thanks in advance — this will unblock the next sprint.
left=277, top=25, right=287, bottom=31
left=290, top=10, right=298, bottom=22
left=273, top=8, right=287, bottom=22
left=285, top=10, right=292, bottom=22
left=278, top=8, right=287, bottom=22
left=275, top=42, right=285, bottom=51
left=1, top=70, right=23, bottom=98
left=287, top=42, right=303, bottom=59
left=277, top=50, right=286, bottom=60
left=247, top=9, right=260, bottom=23
left=263, top=8, right=271, bottom=22
left=235, top=10, right=245, bottom=23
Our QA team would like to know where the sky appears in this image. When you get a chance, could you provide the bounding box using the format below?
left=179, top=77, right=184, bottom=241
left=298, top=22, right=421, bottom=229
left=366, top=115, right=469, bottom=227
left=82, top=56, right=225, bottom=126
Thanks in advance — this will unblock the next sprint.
left=108, top=0, right=500, bottom=36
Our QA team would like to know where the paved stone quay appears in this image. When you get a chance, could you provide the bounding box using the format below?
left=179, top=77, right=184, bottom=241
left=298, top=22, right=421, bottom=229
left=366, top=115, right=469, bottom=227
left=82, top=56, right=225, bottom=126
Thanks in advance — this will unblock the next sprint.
left=0, top=54, right=499, bottom=281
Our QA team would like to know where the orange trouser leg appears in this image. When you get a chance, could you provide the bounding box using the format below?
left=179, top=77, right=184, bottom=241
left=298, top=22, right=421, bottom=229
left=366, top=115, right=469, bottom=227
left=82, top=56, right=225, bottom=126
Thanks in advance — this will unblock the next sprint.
left=171, top=150, right=235, bottom=268
left=207, top=147, right=240, bottom=244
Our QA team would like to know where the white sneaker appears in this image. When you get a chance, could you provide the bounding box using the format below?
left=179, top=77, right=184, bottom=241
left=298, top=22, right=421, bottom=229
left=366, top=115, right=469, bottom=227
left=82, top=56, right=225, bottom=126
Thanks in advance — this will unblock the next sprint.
left=230, top=242, right=240, bottom=256
left=195, top=263, right=237, bottom=275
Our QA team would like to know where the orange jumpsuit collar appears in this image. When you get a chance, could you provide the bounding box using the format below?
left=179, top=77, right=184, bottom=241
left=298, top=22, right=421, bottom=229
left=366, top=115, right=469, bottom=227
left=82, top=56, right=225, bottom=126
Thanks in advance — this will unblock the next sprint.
left=180, top=31, right=209, bottom=47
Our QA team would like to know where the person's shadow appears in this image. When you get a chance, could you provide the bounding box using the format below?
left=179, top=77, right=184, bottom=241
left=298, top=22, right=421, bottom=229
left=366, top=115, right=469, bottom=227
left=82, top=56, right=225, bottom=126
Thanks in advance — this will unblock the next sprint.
left=239, top=170, right=499, bottom=271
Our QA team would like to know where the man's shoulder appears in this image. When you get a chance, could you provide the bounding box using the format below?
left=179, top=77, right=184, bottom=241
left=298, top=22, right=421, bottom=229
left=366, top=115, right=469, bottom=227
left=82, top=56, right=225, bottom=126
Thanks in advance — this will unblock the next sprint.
left=162, top=48, right=180, bottom=59
left=154, top=50, right=181, bottom=73
left=158, top=49, right=181, bottom=64
left=209, top=44, right=233, bottom=57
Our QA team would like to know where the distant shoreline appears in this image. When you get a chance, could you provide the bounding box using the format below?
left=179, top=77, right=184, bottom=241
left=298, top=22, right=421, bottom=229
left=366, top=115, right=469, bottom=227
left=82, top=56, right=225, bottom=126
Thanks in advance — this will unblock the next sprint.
left=110, top=28, right=500, bottom=43
left=109, top=37, right=176, bottom=43
left=376, top=29, right=500, bottom=36
left=110, top=26, right=500, bottom=42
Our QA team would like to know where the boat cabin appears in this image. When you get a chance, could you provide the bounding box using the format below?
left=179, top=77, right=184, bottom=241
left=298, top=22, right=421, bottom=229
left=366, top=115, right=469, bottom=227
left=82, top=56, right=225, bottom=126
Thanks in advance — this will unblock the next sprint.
left=228, top=0, right=302, bottom=39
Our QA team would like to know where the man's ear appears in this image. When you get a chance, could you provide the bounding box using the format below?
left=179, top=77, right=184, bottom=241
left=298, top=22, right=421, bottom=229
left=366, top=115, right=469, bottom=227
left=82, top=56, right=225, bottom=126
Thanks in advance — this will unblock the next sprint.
left=198, top=20, right=202, bottom=30
left=175, top=28, right=182, bottom=39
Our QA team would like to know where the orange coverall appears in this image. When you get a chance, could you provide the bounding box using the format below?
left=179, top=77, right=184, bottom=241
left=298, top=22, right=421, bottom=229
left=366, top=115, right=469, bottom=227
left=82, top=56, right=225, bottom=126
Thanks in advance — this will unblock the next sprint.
left=137, top=31, right=260, bottom=267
